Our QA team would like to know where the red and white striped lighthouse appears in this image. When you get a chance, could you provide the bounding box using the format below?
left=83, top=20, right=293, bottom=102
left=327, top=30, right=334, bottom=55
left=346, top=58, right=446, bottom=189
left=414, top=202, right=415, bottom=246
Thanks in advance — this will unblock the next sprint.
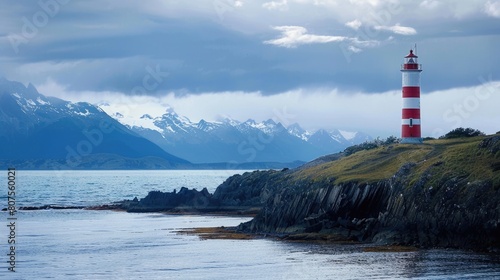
left=401, top=49, right=423, bottom=144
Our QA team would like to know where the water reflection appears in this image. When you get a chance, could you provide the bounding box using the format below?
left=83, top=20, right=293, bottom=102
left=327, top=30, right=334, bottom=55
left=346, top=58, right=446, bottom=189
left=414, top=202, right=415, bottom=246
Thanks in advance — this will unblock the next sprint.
left=275, top=242, right=500, bottom=279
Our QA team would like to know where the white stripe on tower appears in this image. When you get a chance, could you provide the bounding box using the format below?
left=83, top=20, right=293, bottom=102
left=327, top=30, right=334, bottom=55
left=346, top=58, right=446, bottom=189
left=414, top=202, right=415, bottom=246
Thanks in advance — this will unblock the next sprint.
left=402, top=98, right=420, bottom=109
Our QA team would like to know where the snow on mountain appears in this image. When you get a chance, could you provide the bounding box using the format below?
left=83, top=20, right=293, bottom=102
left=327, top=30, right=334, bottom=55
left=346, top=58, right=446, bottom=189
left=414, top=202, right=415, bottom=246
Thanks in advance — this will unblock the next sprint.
left=287, top=123, right=311, bottom=141
left=339, top=130, right=357, bottom=141
left=130, top=117, right=163, bottom=132
left=197, top=119, right=224, bottom=132
left=153, top=109, right=197, bottom=135
left=11, top=89, right=53, bottom=114
left=3, top=81, right=89, bottom=124
left=349, top=131, right=373, bottom=144
left=219, top=117, right=240, bottom=127
left=4, top=80, right=104, bottom=123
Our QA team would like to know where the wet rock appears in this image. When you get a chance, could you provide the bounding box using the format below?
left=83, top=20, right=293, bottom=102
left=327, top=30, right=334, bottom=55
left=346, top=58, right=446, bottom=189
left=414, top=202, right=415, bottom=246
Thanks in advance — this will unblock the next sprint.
left=126, top=187, right=215, bottom=212
left=125, top=171, right=281, bottom=213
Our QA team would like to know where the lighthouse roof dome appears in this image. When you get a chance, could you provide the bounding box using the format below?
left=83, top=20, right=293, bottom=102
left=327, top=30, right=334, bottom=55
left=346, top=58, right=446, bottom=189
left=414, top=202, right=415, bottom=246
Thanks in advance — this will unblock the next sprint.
left=405, top=49, right=418, bottom=58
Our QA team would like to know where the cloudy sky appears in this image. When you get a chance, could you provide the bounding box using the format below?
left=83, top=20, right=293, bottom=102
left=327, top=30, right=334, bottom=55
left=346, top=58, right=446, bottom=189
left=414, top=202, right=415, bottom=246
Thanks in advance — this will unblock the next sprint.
left=1, top=0, right=499, bottom=137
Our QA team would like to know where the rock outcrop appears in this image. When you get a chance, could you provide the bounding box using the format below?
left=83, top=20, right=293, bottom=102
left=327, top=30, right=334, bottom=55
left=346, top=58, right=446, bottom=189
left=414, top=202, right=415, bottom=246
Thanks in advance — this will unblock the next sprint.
left=238, top=136, right=500, bottom=251
left=126, top=187, right=214, bottom=212
left=124, top=170, right=283, bottom=214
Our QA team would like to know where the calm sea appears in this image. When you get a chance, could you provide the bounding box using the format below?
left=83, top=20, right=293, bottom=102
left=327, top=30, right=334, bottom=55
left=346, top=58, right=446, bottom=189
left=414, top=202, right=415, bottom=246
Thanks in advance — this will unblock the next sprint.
left=1, top=170, right=499, bottom=279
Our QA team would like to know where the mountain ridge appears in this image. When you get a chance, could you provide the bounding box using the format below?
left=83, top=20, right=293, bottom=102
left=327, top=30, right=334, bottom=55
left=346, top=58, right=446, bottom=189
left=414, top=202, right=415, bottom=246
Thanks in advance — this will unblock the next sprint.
left=103, top=105, right=372, bottom=164
left=0, top=77, right=373, bottom=168
left=0, top=78, right=189, bottom=169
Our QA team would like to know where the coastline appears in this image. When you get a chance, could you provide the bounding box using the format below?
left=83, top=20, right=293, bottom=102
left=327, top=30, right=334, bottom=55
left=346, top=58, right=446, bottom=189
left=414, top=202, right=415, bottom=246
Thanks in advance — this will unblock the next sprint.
left=176, top=225, right=420, bottom=253
left=5, top=135, right=499, bottom=253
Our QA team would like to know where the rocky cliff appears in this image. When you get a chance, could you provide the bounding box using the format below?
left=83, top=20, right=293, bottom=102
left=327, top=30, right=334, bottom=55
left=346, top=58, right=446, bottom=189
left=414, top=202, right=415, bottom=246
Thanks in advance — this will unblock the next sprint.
left=237, top=135, right=500, bottom=250
left=126, top=135, right=500, bottom=250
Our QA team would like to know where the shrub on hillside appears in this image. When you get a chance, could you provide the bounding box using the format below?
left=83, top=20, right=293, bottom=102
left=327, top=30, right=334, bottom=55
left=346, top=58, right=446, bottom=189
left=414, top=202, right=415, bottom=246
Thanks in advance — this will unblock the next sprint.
left=440, top=128, right=485, bottom=139
left=344, top=136, right=399, bottom=156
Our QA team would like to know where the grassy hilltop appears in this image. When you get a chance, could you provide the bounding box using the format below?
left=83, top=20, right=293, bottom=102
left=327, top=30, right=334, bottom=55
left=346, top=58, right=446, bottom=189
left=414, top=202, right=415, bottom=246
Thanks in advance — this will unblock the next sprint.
left=294, top=135, right=500, bottom=187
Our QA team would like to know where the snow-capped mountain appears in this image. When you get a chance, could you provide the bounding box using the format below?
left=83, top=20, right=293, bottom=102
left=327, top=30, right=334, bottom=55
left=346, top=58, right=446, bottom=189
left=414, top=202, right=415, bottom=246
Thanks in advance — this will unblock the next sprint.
left=287, top=123, right=312, bottom=141
left=105, top=106, right=372, bottom=164
left=0, top=78, right=189, bottom=168
left=0, top=77, right=372, bottom=168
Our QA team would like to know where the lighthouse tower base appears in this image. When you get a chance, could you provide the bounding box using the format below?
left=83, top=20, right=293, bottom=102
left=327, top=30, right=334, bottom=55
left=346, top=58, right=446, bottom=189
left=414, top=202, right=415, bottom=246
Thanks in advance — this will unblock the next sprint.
left=401, top=137, right=423, bottom=144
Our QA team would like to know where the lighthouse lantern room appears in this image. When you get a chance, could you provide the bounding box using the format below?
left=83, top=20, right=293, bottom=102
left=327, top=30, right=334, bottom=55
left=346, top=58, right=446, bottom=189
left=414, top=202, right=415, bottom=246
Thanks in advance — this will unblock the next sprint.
left=400, top=49, right=423, bottom=144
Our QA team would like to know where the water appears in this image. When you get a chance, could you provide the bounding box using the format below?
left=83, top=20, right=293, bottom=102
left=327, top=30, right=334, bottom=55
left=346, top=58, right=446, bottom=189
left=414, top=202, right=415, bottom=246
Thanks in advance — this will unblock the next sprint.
left=9, top=170, right=241, bottom=207
left=1, top=170, right=499, bottom=279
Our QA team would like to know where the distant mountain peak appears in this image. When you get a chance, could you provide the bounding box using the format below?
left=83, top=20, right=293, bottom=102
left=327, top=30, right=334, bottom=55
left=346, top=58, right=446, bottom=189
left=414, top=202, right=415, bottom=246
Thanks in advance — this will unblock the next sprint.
left=244, top=118, right=256, bottom=125
left=339, top=130, right=358, bottom=141
left=287, top=122, right=303, bottom=130
left=164, top=108, right=192, bottom=123
left=165, top=106, right=177, bottom=115
left=219, top=117, right=240, bottom=126
left=263, top=119, right=276, bottom=126
left=197, top=119, right=221, bottom=132
left=287, top=123, right=311, bottom=141
left=0, top=78, right=189, bottom=167
left=27, top=82, right=38, bottom=93
left=315, top=129, right=328, bottom=134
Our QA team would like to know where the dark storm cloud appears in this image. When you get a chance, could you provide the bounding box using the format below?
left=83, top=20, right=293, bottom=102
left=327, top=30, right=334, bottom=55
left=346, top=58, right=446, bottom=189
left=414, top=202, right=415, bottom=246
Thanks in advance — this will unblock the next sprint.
left=0, top=0, right=499, bottom=96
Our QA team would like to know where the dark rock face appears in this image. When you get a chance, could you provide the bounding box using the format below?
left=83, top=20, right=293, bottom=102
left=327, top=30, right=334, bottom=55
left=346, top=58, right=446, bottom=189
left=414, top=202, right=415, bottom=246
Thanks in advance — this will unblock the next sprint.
left=126, top=187, right=214, bottom=212
left=125, top=170, right=281, bottom=213
left=213, top=170, right=284, bottom=207
left=377, top=164, right=500, bottom=249
left=237, top=162, right=500, bottom=251
left=240, top=178, right=391, bottom=240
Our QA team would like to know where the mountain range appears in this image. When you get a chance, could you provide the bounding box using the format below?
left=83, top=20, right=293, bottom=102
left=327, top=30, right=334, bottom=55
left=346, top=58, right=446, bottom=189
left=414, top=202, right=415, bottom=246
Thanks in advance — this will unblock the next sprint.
left=108, top=107, right=372, bottom=164
left=0, top=78, right=188, bottom=169
left=0, top=78, right=371, bottom=169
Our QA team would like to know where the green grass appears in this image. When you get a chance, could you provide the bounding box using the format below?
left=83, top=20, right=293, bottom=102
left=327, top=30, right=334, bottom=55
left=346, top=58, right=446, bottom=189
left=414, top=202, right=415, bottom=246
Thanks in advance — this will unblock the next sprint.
left=293, top=135, right=500, bottom=187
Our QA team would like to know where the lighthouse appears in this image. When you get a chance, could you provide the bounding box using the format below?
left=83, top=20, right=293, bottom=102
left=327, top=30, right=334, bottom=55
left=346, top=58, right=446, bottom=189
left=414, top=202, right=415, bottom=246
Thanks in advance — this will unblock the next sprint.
left=400, top=48, right=423, bottom=144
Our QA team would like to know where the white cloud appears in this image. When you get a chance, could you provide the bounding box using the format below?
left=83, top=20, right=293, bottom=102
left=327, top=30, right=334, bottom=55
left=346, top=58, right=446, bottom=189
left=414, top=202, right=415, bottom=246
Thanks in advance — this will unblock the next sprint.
left=263, top=26, right=348, bottom=48
left=349, top=0, right=382, bottom=7
left=348, top=46, right=362, bottom=53
left=374, top=24, right=417, bottom=35
left=345, top=19, right=362, bottom=30
left=262, top=0, right=288, bottom=11
left=485, top=1, right=500, bottom=17
left=419, top=0, right=441, bottom=10
left=263, top=23, right=389, bottom=51
left=349, top=37, right=380, bottom=48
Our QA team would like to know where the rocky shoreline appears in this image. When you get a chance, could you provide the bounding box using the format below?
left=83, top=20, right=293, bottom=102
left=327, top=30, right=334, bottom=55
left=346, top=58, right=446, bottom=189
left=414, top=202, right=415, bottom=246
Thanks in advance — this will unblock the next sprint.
left=120, top=135, right=500, bottom=252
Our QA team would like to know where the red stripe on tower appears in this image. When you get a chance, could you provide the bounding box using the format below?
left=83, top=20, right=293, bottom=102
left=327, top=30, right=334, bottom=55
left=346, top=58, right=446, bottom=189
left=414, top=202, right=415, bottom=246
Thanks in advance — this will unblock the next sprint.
left=400, top=48, right=423, bottom=144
